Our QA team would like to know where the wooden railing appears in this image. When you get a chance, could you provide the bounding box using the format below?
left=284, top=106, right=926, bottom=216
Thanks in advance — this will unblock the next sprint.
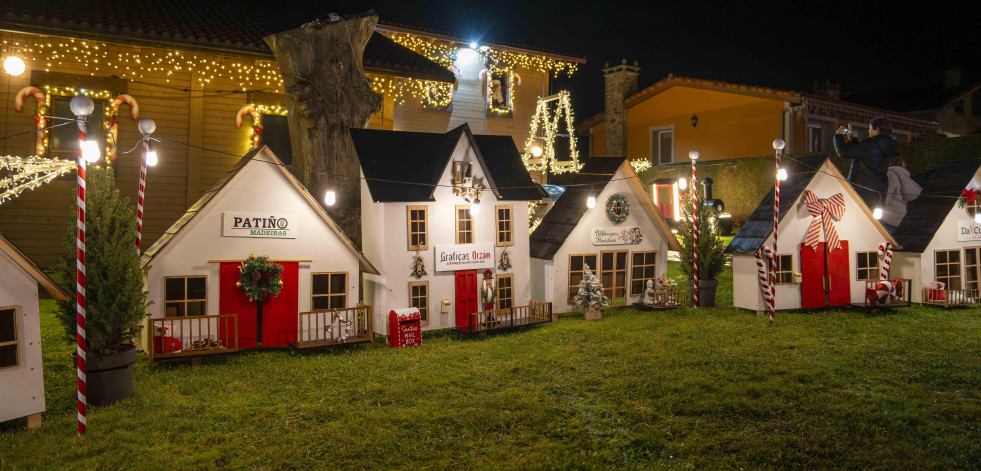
left=148, top=314, right=238, bottom=362
left=465, top=300, right=552, bottom=333
left=922, top=288, right=981, bottom=308
left=650, top=290, right=689, bottom=309
left=295, top=304, right=373, bottom=348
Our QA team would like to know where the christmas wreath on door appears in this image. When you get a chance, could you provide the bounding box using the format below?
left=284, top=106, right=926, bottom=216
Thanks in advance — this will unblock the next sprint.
left=237, top=254, right=284, bottom=302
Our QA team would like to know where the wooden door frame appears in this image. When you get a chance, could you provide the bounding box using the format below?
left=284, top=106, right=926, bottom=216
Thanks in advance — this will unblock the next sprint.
left=600, top=250, right=628, bottom=306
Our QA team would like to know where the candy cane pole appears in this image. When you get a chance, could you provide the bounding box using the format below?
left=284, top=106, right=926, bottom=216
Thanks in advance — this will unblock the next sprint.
left=770, top=139, right=786, bottom=324
left=689, top=150, right=700, bottom=307
left=71, top=96, right=96, bottom=436
left=136, top=119, right=156, bottom=253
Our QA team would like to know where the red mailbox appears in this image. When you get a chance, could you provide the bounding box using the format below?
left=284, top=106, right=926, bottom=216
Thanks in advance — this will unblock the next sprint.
left=389, top=308, right=422, bottom=348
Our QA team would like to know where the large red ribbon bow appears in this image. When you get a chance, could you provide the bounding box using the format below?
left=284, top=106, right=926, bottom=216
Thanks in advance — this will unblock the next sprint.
left=802, top=190, right=845, bottom=252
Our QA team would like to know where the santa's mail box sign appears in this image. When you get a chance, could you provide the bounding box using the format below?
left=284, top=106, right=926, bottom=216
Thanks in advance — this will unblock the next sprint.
left=389, top=308, right=422, bottom=348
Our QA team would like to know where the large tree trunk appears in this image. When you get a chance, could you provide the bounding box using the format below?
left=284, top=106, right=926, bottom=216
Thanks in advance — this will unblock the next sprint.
left=264, top=12, right=382, bottom=247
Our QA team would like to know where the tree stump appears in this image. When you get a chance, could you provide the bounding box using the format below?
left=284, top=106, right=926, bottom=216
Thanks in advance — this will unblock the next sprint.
left=264, top=12, right=383, bottom=246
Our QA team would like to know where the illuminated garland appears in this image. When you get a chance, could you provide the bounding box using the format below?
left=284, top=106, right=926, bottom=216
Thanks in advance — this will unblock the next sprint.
left=522, top=91, right=580, bottom=174
left=0, top=155, right=77, bottom=205
left=384, top=32, right=579, bottom=77
left=630, top=159, right=652, bottom=172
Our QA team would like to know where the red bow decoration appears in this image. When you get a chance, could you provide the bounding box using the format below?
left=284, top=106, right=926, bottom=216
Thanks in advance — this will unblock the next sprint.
left=802, top=190, right=845, bottom=252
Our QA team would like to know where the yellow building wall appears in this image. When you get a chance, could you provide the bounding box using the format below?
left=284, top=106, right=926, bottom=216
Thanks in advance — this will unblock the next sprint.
left=591, top=86, right=786, bottom=161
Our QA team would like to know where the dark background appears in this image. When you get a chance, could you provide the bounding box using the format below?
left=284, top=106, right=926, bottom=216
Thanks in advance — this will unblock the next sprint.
left=338, top=0, right=980, bottom=121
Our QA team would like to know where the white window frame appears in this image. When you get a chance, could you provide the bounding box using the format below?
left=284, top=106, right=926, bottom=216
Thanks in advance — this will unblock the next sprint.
left=649, top=125, right=675, bottom=165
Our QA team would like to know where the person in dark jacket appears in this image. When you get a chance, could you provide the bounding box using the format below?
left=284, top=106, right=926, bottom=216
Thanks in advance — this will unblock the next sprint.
left=833, top=116, right=899, bottom=208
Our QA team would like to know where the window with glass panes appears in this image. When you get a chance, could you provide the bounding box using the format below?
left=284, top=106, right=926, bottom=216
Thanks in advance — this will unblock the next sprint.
left=966, top=198, right=981, bottom=219
left=856, top=252, right=879, bottom=280
left=496, top=205, right=513, bottom=246
left=770, top=254, right=794, bottom=283
left=630, top=251, right=657, bottom=296
left=164, top=276, right=207, bottom=317
left=650, top=127, right=673, bottom=164
left=409, top=281, right=429, bottom=324
left=497, top=275, right=513, bottom=310
left=935, top=249, right=962, bottom=290
left=568, top=254, right=598, bottom=303
left=0, top=307, right=18, bottom=369
left=964, top=247, right=981, bottom=291
left=600, top=250, right=628, bottom=306
left=50, top=96, right=105, bottom=157
left=456, top=205, right=473, bottom=244
left=407, top=205, right=429, bottom=250
left=312, top=272, right=348, bottom=309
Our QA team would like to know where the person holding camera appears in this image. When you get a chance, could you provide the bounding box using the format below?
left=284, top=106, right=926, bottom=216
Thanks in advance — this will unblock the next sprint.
left=833, top=116, right=898, bottom=208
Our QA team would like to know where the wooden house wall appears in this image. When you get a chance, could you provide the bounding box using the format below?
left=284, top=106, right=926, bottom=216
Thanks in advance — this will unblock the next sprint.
left=0, top=31, right=554, bottom=267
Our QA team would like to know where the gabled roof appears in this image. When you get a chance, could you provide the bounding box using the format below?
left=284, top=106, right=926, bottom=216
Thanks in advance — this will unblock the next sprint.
left=725, top=155, right=899, bottom=255
left=0, top=2, right=455, bottom=83
left=530, top=157, right=681, bottom=260
left=0, top=232, right=68, bottom=300
left=351, top=124, right=546, bottom=203
left=893, top=161, right=981, bottom=253
left=141, top=146, right=379, bottom=274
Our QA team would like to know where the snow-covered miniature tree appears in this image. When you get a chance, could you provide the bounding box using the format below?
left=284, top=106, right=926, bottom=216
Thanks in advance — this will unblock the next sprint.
left=574, top=263, right=608, bottom=320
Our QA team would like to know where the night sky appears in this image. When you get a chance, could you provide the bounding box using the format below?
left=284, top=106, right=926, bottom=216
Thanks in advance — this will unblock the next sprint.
left=338, top=0, right=980, bottom=121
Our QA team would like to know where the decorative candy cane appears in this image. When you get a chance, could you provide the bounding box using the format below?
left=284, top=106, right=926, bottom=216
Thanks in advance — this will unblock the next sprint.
left=235, top=105, right=262, bottom=149
left=137, top=135, right=148, bottom=252
left=512, top=71, right=522, bottom=86
left=770, top=141, right=782, bottom=324
left=691, top=157, right=699, bottom=307
left=755, top=246, right=774, bottom=310
left=448, top=64, right=462, bottom=79
left=878, top=242, right=893, bottom=281
left=478, top=68, right=489, bottom=82
left=14, top=87, right=48, bottom=156
left=106, top=94, right=139, bottom=161
left=75, top=117, right=88, bottom=436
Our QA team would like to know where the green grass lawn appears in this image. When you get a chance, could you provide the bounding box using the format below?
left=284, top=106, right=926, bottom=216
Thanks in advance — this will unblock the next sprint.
left=1, top=262, right=980, bottom=470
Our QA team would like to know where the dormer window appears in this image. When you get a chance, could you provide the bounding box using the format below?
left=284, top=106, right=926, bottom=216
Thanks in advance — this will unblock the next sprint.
left=453, top=161, right=473, bottom=185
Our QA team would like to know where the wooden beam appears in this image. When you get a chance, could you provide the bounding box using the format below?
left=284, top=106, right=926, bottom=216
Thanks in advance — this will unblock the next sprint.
left=186, top=77, right=204, bottom=206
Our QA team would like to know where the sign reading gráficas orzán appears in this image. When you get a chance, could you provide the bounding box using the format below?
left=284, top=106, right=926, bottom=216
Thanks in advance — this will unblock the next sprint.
left=434, top=243, right=494, bottom=271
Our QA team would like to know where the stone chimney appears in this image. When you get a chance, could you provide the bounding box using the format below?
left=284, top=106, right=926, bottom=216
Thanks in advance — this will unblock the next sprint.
left=812, top=80, right=841, bottom=100
left=603, top=59, right=640, bottom=157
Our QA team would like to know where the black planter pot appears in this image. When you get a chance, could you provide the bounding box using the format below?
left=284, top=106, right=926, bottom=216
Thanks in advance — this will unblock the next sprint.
left=74, top=344, right=136, bottom=406
left=687, top=279, right=720, bottom=308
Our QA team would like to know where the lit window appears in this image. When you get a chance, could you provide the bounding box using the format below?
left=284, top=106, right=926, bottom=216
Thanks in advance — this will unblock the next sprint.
left=50, top=97, right=105, bottom=156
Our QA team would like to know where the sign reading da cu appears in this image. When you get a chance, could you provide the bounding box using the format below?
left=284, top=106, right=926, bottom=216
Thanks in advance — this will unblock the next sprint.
left=434, top=243, right=494, bottom=271
left=222, top=212, right=298, bottom=239
left=957, top=220, right=981, bottom=241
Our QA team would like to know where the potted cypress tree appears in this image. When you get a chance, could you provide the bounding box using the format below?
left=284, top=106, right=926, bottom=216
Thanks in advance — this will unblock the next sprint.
left=574, top=264, right=609, bottom=320
left=678, top=182, right=727, bottom=307
left=56, top=166, right=147, bottom=406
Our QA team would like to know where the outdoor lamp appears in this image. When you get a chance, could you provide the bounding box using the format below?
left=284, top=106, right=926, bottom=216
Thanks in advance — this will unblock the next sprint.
left=531, top=145, right=543, bottom=157
left=873, top=207, right=883, bottom=220
left=678, top=177, right=688, bottom=191
left=70, top=95, right=95, bottom=117
left=772, top=138, right=786, bottom=151
left=324, top=189, right=336, bottom=206
left=145, top=143, right=158, bottom=166
left=689, top=150, right=699, bottom=161
left=586, top=195, right=596, bottom=209
left=3, top=56, right=25, bottom=76
left=81, top=140, right=101, bottom=163
left=777, top=168, right=788, bottom=181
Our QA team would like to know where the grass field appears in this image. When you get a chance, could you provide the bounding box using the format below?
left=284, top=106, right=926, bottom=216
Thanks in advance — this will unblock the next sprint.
left=1, top=262, right=979, bottom=470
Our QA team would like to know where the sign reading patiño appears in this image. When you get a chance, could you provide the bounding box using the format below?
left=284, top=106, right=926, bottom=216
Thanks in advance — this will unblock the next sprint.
left=222, top=212, right=297, bottom=239
left=435, top=243, right=494, bottom=271
left=591, top=227, right=643, bottom=245
left=957, top=220, right=981, bottom=242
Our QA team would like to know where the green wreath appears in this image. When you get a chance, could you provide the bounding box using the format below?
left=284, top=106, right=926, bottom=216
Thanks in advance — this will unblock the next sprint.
left=237, top=254, right=284, bottom=302
left=606, top=193, right=630, bottom=223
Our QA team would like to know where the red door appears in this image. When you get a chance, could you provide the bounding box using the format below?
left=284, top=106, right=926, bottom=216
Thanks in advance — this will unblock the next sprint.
left=800, top=241, right=851, bottom=308
left=455, top=270, right=478, bottom=331
left=655, top=184, right=674, bottom=218
left=219, top=261, right=299, bottom=348
left=261, top=262, right=299, bottom=347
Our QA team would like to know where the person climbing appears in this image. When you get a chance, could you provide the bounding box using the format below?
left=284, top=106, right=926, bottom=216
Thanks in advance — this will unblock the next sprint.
left=834, top=116, right=898, bottom=208
left=881, top=153, right=922, bottom=234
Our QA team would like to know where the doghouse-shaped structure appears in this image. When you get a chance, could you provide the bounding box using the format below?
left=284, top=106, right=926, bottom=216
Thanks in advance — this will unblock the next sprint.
left=353, top=124, right=551, bottom=335
left=0, top=232, right=69, bottom=428
left=141, top=147, right=378, bottom=360
left=727, top=155, right=901, bottom=310
left=529, top=157, right=681, bottom=313
left=891, top=162, right=981, bottom=306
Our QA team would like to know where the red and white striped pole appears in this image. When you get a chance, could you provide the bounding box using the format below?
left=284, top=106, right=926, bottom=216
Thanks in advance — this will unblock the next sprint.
left=71, top=95, right=97, bottom=436
left=771, top=138, right=786, bottom=324
left=136, top=119, right=156, bottom=253
left=689, top=150, right=699, bottom=308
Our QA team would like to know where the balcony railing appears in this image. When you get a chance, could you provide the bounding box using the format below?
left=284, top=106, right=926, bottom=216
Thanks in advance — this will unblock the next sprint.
left=292, top=304, right=373, bottom=349
left=459, top=300, right=552, bottom=334
left=148, top=314, right=239, bottom=362
left=922, top=288, right=981, bottom=308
